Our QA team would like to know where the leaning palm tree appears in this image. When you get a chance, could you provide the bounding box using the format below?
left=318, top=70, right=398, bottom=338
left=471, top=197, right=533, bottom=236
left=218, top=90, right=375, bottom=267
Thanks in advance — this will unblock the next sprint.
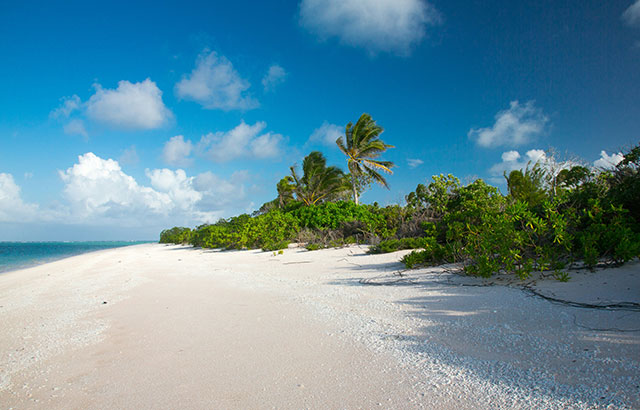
left=336, top=113, right=395, bottom=204
left=290, top=151, right=345, bottom=206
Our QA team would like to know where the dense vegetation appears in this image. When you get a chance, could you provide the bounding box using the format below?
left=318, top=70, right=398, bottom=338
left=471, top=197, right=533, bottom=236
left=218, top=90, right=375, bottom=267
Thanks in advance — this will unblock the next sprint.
left=160, top=117, right=639, bottom=279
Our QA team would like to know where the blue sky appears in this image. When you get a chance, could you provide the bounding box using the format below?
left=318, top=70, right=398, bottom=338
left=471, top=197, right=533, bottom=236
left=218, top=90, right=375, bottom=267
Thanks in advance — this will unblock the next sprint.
left=1, top=0, right=639, bottom=240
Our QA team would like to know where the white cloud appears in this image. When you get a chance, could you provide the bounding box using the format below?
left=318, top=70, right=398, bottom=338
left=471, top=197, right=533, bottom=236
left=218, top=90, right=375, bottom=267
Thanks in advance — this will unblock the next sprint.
left=469, top=101, right=549, bottom=148
left=501, top=150, right=521, bottom=162
left=307, top=121, right=342, bottom=147
left=50, top=95, right=82, bottom=119
left=63, top=119, right=88, bottom=138
left=162, top=135, right=193, bottom=167
left=57, top=152, right=248, bottom=225
left=146, top=168, right=202, bottom=212
left=2, top=153, right=250, bottom=228
left=197, top=121, right=284, bottom=162
left=175, top=51, right=258, bottom=110
left=0, top=173, right=39, bottom=222
left=489, top=149, right=548, bottom=178
left=146, top=168, right=246, bottom=219
left=407, top=158, right=424, bottom=168
left=262, top=64, right=287, bottom=91
left=250, top=132, right=284, bottom=158
left=623, top=0, right=640, bottom=26
left=59, top=153, right=172, bottom=220
left=299, top=0, right=441, bottom=55
left=594, top=150, right=624, bottom=169
left=86, top=79, right=172, bottom=130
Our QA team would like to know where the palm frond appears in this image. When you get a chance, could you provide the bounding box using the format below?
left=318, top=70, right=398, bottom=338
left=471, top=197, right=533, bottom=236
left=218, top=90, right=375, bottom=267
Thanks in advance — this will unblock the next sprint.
left=363, top=159, right=395, bottom=174
left=363, top=166, right=389, bottom=189
left=336, top=136, right=348, bottom=155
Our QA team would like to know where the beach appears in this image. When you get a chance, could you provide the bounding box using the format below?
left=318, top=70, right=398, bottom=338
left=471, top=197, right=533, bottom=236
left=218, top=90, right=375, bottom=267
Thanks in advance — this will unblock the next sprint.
left=1, top=243, right=639, bottom=409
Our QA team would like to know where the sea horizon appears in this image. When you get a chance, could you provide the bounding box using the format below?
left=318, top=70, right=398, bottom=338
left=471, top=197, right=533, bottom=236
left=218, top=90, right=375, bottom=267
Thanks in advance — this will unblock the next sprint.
left=0, top=241, right=154, bottom=274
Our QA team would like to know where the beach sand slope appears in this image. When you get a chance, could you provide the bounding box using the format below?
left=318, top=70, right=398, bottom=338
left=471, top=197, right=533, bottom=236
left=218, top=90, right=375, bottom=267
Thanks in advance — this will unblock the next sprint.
left=1, top=243, right=638, bottom=409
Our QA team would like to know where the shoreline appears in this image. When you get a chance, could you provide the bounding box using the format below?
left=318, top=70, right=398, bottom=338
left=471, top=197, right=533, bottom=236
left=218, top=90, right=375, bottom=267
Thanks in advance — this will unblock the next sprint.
left=0, top=241, right=153, bottom=275
left=1, top=243, right=638, bottom=409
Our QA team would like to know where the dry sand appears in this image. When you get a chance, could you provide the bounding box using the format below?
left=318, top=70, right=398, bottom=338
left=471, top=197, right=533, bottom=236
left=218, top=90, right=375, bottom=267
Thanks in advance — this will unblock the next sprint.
left=0, top=243, right=638, bottom=409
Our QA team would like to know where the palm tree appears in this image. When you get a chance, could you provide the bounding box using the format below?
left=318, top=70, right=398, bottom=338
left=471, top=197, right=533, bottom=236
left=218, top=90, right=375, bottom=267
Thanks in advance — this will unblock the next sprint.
left=504, top=163, right=547, bottom=207
left=336, top=113, right=395, bottom=204
left=290, top=151, right=345, bottom=206
left=276, top=176, right=296, bottom=208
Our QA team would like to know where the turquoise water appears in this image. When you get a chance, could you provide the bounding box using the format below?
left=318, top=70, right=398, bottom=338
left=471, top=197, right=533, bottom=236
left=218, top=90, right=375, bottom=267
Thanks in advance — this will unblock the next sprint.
left=0, top=241, right=152, bottom=274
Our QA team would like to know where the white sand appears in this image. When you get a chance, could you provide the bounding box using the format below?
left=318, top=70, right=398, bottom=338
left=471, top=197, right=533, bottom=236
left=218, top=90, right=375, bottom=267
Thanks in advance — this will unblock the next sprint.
left=0, top=243, right=638, bottom=409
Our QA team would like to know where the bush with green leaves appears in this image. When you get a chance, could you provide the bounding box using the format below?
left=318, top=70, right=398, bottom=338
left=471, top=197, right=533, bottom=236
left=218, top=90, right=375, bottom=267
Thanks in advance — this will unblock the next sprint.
left=159, top=227, right=192, bottom=244
left=289, top=201, right=391, bottom=238
left=400, top=238, right=450, bottom=268
left=188, top=211, right=299, bottom=251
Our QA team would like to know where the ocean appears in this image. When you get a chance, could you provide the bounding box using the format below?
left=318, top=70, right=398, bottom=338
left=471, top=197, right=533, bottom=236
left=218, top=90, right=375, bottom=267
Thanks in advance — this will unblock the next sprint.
left=0, top=241, right=152, bottom=274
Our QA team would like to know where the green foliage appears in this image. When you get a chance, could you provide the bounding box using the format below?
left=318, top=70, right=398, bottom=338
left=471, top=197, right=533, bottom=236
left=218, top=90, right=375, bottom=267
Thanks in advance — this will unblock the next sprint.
left=608, top=145, right=640, bottom=225
left=290, top=151, right=346, bottom=206
left=290, top=201, right=390, bottom=237
left=161, top=143, right=640, bottom=279
left=574, top=201, right=640, bottom=268
left=406, top=174, right=460, bottom=218
left=504, top=164, right=548, bottom=207
left=400, top=238, right=450, bottom=268
left=159, top=227, right=192, bottom=244
left=369, top=237, right=433, bottom=254
left=553, top=271, right=571, bottom=282
left=305, top=243, right=322, bottom=251
left=189, top=211, right=299, bottom=251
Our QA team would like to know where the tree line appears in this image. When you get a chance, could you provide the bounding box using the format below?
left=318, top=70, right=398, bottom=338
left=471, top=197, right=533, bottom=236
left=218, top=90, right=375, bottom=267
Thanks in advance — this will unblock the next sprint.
left=160, top=114, right=640, bottom=280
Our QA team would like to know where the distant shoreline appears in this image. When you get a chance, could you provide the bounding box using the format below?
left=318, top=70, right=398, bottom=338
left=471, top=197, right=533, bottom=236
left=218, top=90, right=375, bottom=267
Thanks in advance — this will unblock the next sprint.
left=0, top=241, right=153, bottom=274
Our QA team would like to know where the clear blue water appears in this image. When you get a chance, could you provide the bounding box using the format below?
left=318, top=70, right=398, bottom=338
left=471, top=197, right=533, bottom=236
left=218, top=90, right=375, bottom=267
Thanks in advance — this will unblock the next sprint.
left=0, top=241, right=153, bottom=274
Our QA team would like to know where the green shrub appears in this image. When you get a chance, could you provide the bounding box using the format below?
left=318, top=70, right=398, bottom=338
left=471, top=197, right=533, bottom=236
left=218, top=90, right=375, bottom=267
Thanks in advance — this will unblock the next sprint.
left=369, top=237, right=434, bottom=254
left=159, top=227, right=192, bottom=244
left=400, top=239, right=450, bottom=268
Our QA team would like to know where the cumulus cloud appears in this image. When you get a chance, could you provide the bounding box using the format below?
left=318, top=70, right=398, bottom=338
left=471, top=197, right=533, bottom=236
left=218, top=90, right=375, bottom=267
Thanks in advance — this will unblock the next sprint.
left=197, top=121, right=284, bottom=162
left=262, top=64, right=287, bottom=91
left=469, top=101, right=549, bottom=148
left=298, top=0, right=441, bottom=55
left=86, top=79, right=172, bottom=130
left=59, top=152, right=172, bottom=220
left=0, top=173, right=39, bottom=222
left=250, top=132, right=284, bottom=158
left=162, top=135, right=193, bottom=167
left=146, top=168, right=202, bottom=212
left=50, top=95, right=82, bottom=119
left=57, top=152, right=246, bottom=225
left=594, top=150, right=624, bottom=169
left=175, top=51, right=258, bottom=110
left=1, top=153, right=250, bottom=227
left=407, top=158, right=424, bottom=168
left=623, top=0, right=640, bottom=26
left=146, top=168, right=246, bottom=220
left=63, top=119, right=88, bottom=138
left=488, top=149, right=548, bottom=179
left=307, top=121, right=342, bottom=147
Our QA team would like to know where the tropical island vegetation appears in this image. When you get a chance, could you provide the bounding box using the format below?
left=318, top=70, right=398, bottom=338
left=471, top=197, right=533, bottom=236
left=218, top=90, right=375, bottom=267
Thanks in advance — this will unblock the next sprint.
left=160, top=114, right=640, bottom=280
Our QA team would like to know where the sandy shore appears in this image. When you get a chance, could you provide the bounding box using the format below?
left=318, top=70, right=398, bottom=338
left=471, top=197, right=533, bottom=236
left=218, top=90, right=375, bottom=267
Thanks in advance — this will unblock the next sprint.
left=1, top=244, right=638, bottom=409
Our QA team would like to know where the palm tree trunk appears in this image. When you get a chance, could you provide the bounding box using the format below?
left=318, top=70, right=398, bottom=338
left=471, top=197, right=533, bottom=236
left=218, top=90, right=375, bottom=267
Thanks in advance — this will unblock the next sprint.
left=352, top=177, right=359, bottom=205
